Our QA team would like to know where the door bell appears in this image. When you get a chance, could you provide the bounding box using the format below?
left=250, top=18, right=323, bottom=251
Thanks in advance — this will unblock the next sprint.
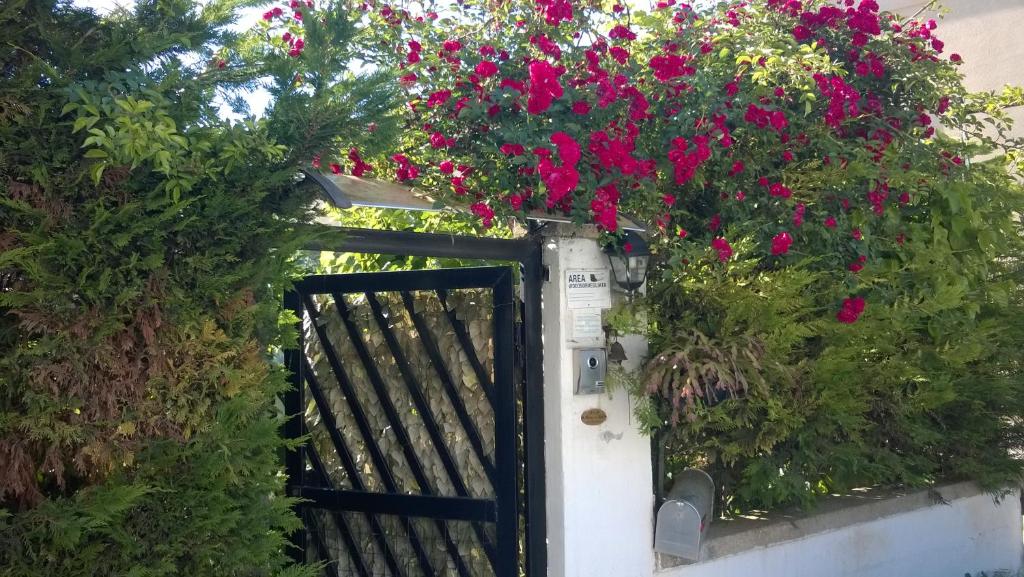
left=575, top=348, right=606, bottom=395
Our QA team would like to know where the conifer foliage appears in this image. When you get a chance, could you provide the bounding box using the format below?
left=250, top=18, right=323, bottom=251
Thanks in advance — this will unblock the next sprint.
left=0, top=0, right=394, bottom=573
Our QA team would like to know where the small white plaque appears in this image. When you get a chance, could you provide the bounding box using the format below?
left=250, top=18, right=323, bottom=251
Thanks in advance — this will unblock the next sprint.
left=565, top=269, right=611, bottom=310
left=572, top=309, right=603, bottom=340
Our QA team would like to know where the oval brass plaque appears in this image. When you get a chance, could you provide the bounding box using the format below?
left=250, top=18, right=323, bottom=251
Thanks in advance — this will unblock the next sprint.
left=581, top=408, right=607, bottom=426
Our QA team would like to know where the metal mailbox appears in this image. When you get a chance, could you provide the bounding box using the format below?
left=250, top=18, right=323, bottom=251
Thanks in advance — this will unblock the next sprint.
left=654, top=469, right=714, bottom=562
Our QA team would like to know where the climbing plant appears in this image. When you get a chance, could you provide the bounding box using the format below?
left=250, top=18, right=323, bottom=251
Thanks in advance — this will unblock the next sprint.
left=333, top=0, right=1024, bottom=511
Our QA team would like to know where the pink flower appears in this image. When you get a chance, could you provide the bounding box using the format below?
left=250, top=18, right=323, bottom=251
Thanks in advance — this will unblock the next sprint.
left=852, top=228, right=863, bottom=240
left=824, top=215, right=837, bottom=229
left=678, top=228, right=688, bottom=239
left=443, top=39, right=463, bottom=52
left=439, top=160, right=454, bottom=174
left=836, top=296, right=866, bottom=324
left=729, top=161, right=745, bottom=176
left=771, top=231, right=793, bottom=255
left=572, top=101, right=591, bottom=115
left=711, top=237, right=733, bottom=262
left=950, top=53, right=962, bottom=63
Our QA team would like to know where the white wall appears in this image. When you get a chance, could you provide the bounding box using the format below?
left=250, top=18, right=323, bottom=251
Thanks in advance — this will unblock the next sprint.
left=877, top=0, right=1024, bottom=133
left=659, top=487, right=1023, bottom=577
left=542, top=230, right=655, bottom=577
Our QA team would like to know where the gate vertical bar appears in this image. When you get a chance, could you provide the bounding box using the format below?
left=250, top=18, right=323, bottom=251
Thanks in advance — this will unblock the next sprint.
left=492, top=269, right=519, bottom=577
left=283, top=288, right=307, bottom=564
left=522, top=240, right=547, bottom=577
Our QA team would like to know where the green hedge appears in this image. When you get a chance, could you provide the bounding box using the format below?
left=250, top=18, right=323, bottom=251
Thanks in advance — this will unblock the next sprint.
left=0, top=1, right=395, bottom=574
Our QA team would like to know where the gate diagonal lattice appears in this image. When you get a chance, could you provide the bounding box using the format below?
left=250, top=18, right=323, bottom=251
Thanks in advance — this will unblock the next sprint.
left=284, top=267, right=525, bottom=577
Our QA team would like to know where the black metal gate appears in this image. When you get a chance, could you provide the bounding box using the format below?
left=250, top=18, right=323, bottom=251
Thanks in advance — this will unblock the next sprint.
left=283, top=266, right=532, bottom=577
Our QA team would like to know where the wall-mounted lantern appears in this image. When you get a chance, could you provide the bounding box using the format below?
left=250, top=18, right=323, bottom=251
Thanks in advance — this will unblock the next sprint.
left=603, top=230, right=650, bottom=293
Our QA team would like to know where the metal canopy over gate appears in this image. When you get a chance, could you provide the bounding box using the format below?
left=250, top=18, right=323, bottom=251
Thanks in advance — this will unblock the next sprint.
left=284, top=228, right=546, bottom=577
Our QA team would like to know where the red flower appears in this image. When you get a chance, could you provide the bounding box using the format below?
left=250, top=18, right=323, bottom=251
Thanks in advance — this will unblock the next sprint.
left=539, top=161, right=579, bottom=203
left=348, top=148, right=372, bottom=177
left=771, top=231, right=793, bottom=255
left=535, top=0, right=574, bottom=25
left=471, top=202, right=496, bottom=228
left=769, top=182, right=792, bottom=198
left=836, top=296, right=866, bottom=324
left=852, top=228, right=863, bottom=240
left=391, top=154, right=420, bottom=181
left=793, top=25, right=813, bottom=41
left=429, top=131, right=448, bottom=148
left=711, top=237, right=733, bottom=262
left=793, top=203, right=806, bottom=227
left=729, top=160, right=745, bottom=176
left=950, top=53, right=962, bottom=63
left=609, top=24, right=637, bottom=40
left=848, top=255, right=866, bottom=273
left=550, top=131, right=581, bottom=165
left=426, top=90, right=452, bottom=108
left=443, top=39, right=463, bottom=52
left=649, top=53, right=695, bottom=82
left=439, top=160, right=454, bottom=174
left=824, top=215, right=837, bottom=229
left=527, top=60, right=564, bottom=114
left=329, top=163, right=342, bottom=174
left=500, top=143, right=525, bottom=156
left=475, top=60, right=499, bottom=78
left=572, top=101, right=591, bottom=114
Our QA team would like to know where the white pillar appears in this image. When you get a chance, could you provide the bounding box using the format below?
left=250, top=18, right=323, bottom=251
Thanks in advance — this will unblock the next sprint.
left=541, top=226, right=655, bottom=577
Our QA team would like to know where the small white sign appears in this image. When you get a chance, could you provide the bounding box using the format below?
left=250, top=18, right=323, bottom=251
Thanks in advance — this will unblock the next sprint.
left=565, top=269, right=611, bottom=310
left=572, top=309, right=604, bottom=340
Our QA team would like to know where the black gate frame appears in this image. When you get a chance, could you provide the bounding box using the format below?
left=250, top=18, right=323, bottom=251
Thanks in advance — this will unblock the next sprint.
left=284, top=226, right=546, bottom=577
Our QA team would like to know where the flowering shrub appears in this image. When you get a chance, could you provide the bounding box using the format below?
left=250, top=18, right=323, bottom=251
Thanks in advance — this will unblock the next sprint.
left=326, top=0, right=1018, bottom=324
left=315, top=0, right=1024, bottom=511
